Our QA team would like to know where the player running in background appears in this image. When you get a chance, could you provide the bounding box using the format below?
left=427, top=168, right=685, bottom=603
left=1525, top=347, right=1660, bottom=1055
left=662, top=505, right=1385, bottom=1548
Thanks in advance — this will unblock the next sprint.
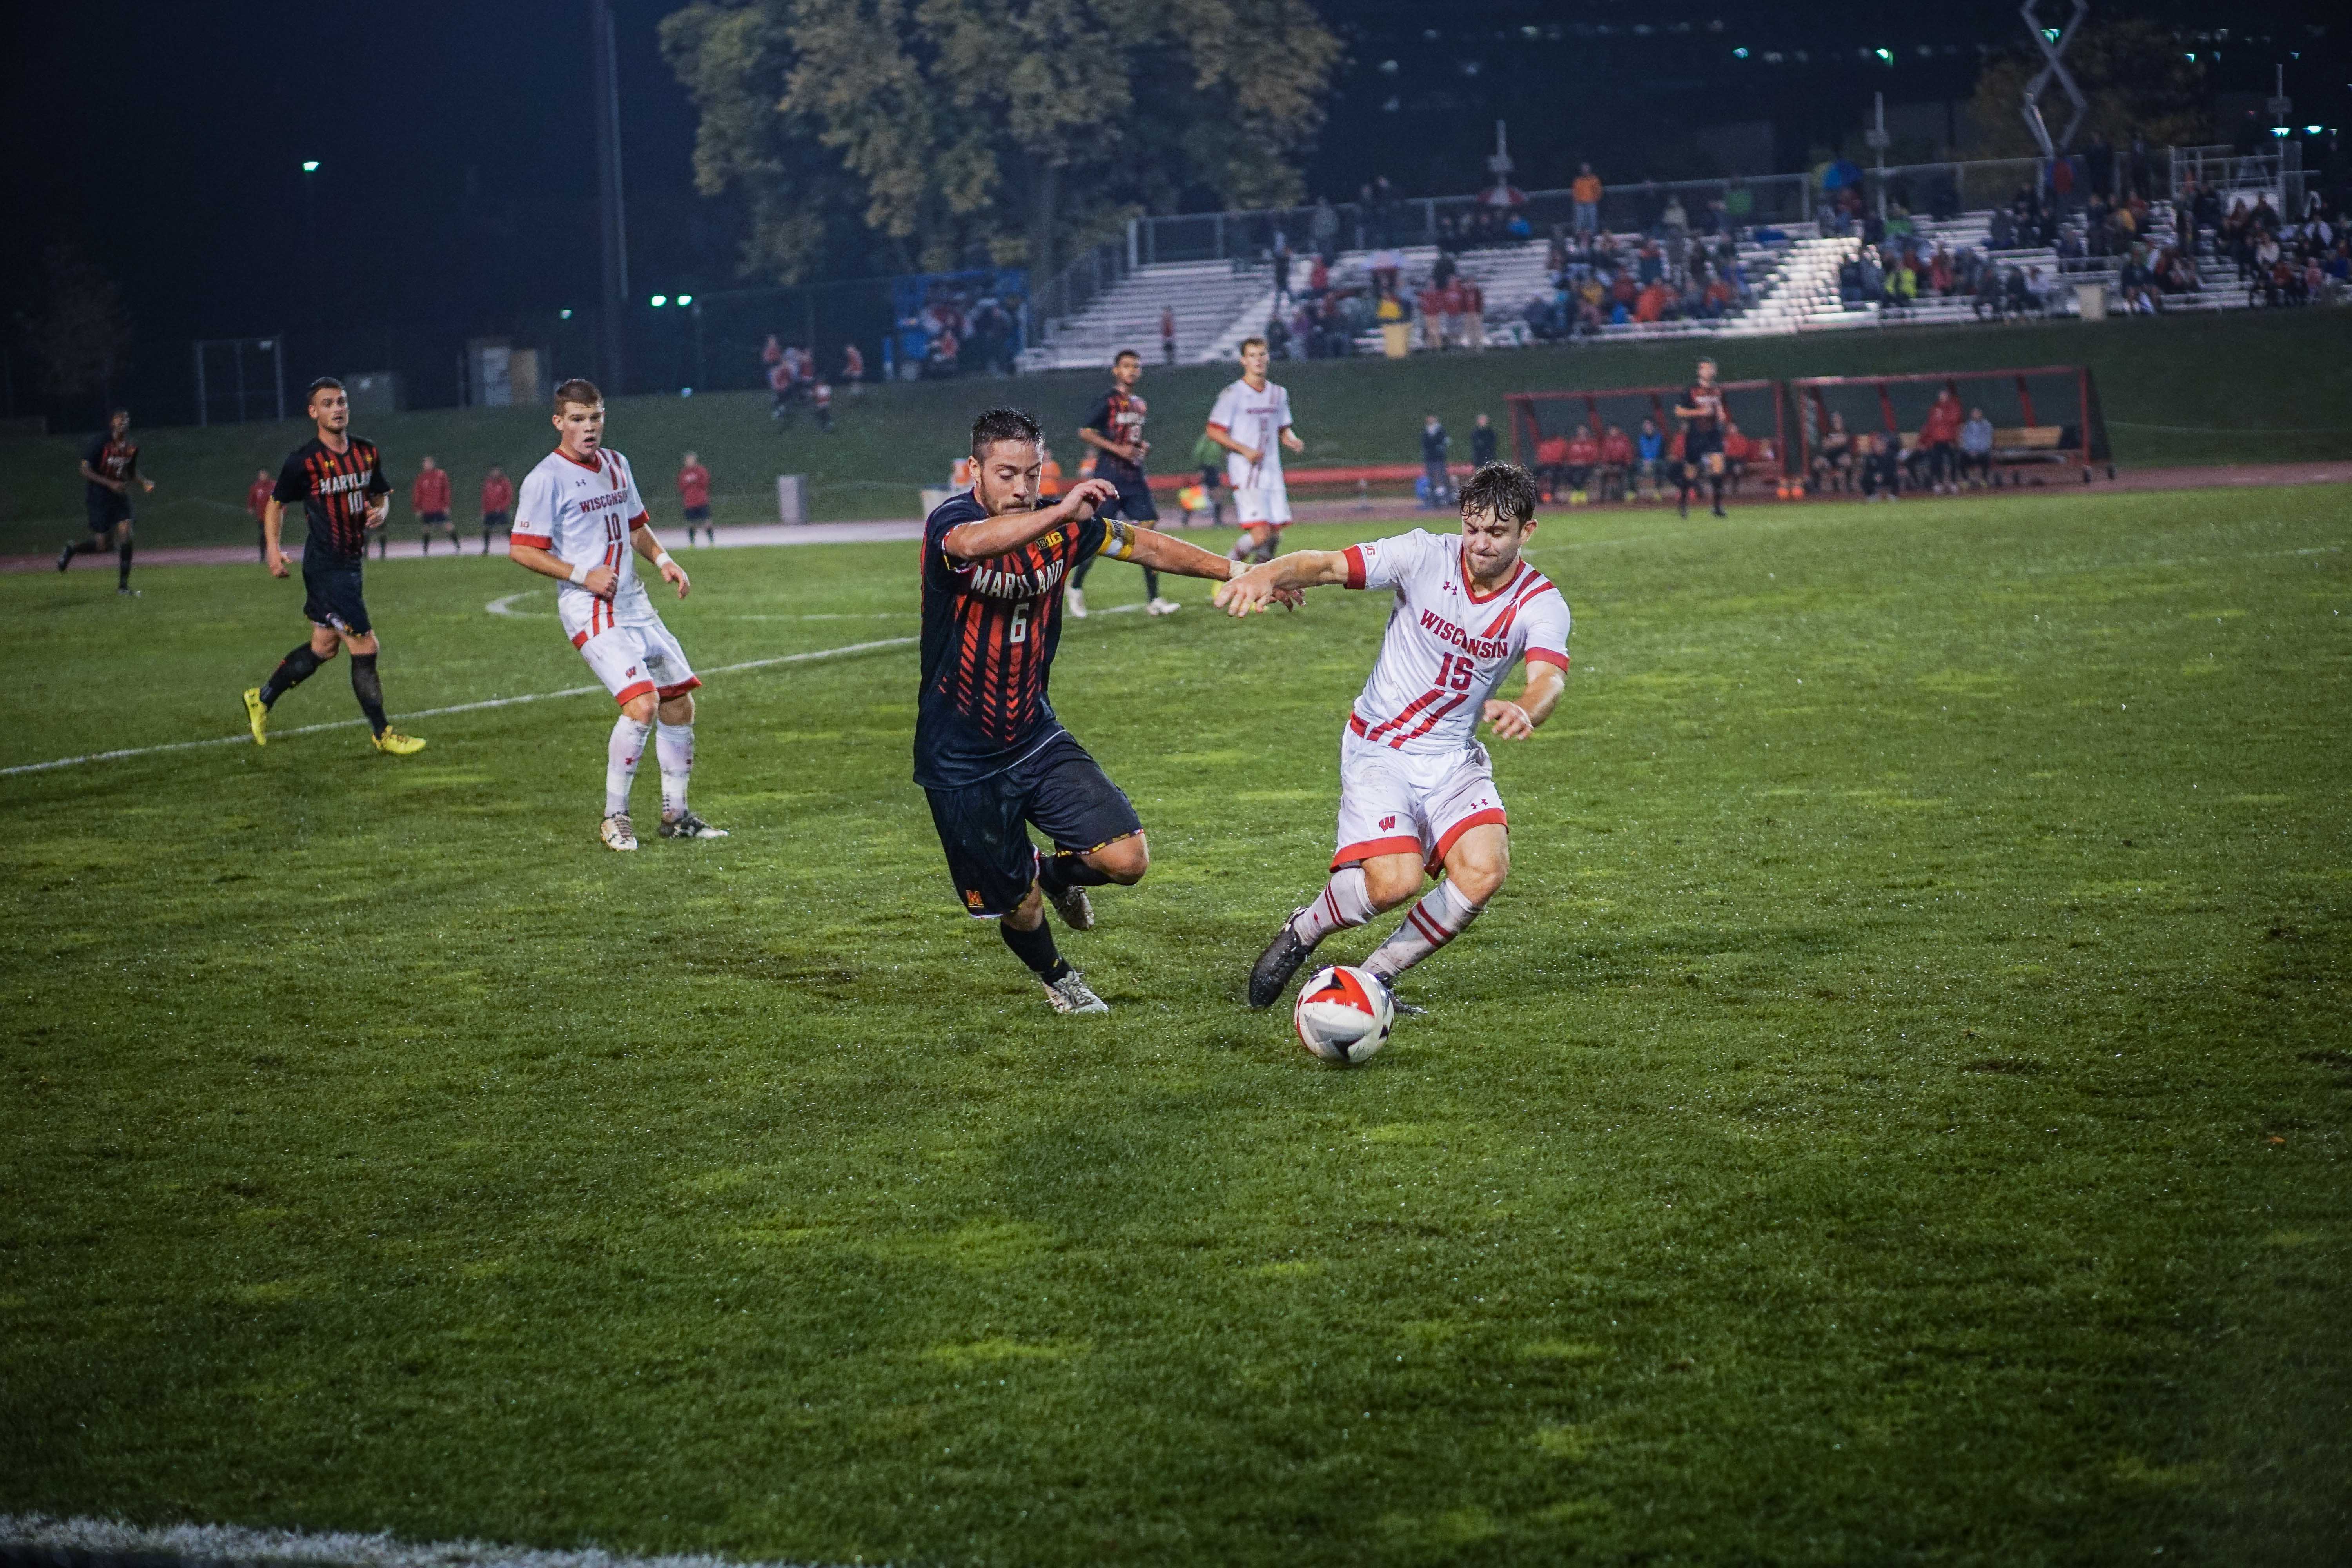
left=918, top=408, right=1275, bottom=1014
left=241, top=379, right=425, bottom=755
left=412, top=456, right=455, bottom=554
left=509, top=380, right=725, bottom=852
left=1069, top=349, right=1179, bottom=621
left=479, top=463, right=513, bottom=555
left=1217, top=463, right=1570, bottom=1012
left=59, top=408, right=154, bottom=594
left=247, top=469, right=274, bottom=562
left=677, top=452, right=713, bottom=546
left=1205, top=338, right=1305, bottom=571
left=1673, top=356, right=1729, bottom=519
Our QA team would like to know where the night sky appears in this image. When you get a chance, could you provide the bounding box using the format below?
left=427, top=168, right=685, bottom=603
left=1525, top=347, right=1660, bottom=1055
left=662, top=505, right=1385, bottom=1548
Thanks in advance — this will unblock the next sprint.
left=5, top=0, right=2342, bottom=417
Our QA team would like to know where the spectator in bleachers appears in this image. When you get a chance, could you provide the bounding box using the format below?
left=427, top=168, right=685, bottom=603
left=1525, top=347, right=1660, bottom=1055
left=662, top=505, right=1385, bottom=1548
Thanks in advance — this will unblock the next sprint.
left=1599, top=424, right=1633, bottom=502
left=1573, top=163, right=1602, bottom=236
left=1311, top=195, right=1339, bottom=256
left=1370, top=244, right=1403, bottom=296
left=1461, top=274, right=1485, bottom=350
left=1563, top=425, right=1600, bottom=506
left=1957, top=407, right=1994, bottom=489
left=1635, top=416, right=1667, bottom=499
left=1439, top=275, right=1468, bottom=348
left=1416, top=280, right=1445, bottom=351
left=1633, top=277, right=1670, bottom=323
left=1811, top=411, right=1855, bottom=494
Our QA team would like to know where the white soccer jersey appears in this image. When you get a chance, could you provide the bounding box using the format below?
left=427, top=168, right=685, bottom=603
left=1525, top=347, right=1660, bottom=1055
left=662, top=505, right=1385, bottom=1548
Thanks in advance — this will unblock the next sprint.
left=513, top=446, right=655, bottom=631
left=1208, top=377, right=1294, bottom=493
left=1340, top=529, right=1570, bottom=755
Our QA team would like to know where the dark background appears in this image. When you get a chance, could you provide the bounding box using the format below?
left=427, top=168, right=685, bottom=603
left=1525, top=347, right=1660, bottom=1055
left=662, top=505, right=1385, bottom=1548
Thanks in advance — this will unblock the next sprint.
left=2, top=0, right=2345, bottom=426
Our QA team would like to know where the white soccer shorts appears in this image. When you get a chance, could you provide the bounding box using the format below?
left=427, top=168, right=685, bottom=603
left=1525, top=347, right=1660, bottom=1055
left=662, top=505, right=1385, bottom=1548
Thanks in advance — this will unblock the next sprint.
left=560, top=597, right=701, bottom=707
left=1330, top=726, right=1507, bottom=872
left=1233, top=482, right=1292, bottom=526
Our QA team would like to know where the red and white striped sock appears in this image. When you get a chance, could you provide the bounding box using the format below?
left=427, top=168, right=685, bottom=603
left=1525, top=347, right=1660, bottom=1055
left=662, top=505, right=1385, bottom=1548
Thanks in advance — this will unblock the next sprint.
left=1365, top=878, right=1482, bottom=982
left=1288, top=867, right=1376, bottom=948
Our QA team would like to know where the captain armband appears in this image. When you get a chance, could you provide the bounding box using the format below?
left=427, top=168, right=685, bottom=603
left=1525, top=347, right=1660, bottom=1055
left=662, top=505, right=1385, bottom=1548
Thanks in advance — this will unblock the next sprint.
left=1099, top=517, right=1138, bottom=561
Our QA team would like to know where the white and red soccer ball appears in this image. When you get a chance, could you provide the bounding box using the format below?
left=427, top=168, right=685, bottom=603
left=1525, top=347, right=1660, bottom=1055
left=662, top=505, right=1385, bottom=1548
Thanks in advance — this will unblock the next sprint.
left=1292, top=965, right=1394, bottom=1064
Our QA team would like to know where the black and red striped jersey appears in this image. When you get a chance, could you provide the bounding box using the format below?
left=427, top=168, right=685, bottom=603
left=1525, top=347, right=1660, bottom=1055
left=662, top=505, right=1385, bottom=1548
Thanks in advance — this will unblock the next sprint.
left=274, top=436, right=391, bottom=564
left=1680, top=382, right=1724, bottom=433
left=82, top=432, right=138, bottom=505
left=914, top=490, right=1109, bottom=788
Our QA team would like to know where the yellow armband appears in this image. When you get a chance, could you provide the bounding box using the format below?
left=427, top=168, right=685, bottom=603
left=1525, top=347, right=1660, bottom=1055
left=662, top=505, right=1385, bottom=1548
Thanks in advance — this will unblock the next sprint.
left=1099, top=517, right=1137, bottom=561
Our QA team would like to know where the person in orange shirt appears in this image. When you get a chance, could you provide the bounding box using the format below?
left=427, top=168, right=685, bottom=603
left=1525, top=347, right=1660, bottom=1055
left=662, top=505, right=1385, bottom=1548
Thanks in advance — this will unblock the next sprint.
left=676, top=453, right=712, bottom=545
left=1572, top=163, right=1603, bottom=235
left=1598, top=425, right=1634, bottom=502
left=1534, top=432, right=1571, bottom=498
left=1563, top=425, right=1601, bottom=505
left=1037, top=443, right=1064, bottom=499
left=479, top=463, right=514, bottom=555
left=412, top=456, right=455, bottom=555
left=1721, top=422, right=1753, bottom=493
left=1918, top=383, right=1965, bottom=493
left=1634, top=279, right=1671, bottom=323
left=246, top=469, right=274, bottom=562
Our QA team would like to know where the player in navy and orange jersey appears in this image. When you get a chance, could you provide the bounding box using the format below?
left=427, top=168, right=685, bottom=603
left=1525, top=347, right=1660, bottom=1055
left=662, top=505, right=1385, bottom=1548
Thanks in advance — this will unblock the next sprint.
left=59, top=408, right=155, bottom=593
left=239, top=378, right=423, bottom=755
left=1067, top=348, right=1179, bottom=621
left=1673, top=355, right=1729, bottom=520
left=917, top=406, right=1272, bottom=1014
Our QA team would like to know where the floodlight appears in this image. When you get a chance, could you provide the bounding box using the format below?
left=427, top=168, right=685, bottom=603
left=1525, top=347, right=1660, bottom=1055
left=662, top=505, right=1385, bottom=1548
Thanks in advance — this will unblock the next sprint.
left=650, top=294, right=668, bottom=307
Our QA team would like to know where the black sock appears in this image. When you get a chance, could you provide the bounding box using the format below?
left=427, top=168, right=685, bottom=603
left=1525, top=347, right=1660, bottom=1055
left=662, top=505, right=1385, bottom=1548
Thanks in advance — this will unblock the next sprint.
left=117, top=538, right=133, bottom=586
left=1037, top=849, right=1114, bottom=899
left=1071, top=551, right=1095, bottom=589
left=349, top=652, right=388, bottom=735
left=1142, top=566, right=1161, bottom=599
left=1710, top=475, right=1725, bottom=508
left=1000, top=914, right=1070, bottom=982
left=260, top=644, right=322, bottom=707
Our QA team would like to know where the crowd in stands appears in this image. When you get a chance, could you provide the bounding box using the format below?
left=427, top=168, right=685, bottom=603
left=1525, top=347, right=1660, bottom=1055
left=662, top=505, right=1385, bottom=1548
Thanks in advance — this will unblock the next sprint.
left=1528, top=219, right=1755, bottom=338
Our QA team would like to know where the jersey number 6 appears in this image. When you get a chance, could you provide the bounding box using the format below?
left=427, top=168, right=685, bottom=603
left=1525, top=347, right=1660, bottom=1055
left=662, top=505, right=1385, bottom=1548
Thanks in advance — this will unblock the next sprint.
left=1010, top=605, right=1029, bottom=644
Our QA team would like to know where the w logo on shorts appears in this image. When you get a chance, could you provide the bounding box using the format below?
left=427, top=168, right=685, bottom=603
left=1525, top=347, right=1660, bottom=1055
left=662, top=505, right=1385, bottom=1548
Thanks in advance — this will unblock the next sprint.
left=1380, top=815, right=1397, bottom=830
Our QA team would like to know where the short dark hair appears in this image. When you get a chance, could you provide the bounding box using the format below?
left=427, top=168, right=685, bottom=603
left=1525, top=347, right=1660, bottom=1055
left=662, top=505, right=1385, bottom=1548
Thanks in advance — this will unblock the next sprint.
left=1458, top=462, right=1539, bottom=525
left=971, top=407, right=1040, bottom=452
left=554, top=378, right=603, bottom=410
left=306, top=377, right=344, bottom=401
left=1113, top=348, right=1141, bottom=364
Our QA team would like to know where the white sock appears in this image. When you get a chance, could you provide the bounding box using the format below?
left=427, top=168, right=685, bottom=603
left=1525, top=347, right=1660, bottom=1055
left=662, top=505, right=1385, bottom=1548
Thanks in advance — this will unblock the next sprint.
left=1289, top=867, right=1376, bottom=948
left=1365, top=878, right=1483, bottom=982
left=606, top=715, right=651, bottom=817
left=655, top=720, right=694, bottom=820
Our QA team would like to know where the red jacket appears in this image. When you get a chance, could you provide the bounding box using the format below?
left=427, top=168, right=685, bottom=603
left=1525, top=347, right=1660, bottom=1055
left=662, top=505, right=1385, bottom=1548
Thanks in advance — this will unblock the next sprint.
left=1599, top=429, right=1633, bottom=464
left=1565, top=431, right=1601, bottom=466
left=677, top=464, right=711, bottom=509
left=412, top=468, right=451, bottom=514
left=246, top=476, right=273, bottom=521
left=481, top=473, right=514, bottom=514
left=1921, top=395, right=1964, bottom=445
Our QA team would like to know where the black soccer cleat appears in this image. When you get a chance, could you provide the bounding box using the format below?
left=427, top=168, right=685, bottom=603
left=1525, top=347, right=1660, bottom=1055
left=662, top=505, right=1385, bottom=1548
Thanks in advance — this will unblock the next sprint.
left=1247, top=912, right=1316, bottom=1009
left=56, top=542, right=74, bottom=572
left=1045, top=882, right=1095, bottom=931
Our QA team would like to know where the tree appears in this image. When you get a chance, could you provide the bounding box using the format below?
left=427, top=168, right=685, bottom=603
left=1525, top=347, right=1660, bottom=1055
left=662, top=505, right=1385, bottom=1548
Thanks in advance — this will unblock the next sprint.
left=20, top=245, right=132, bottom=408
left=1964, top=20, right=2211, bottom=161
left=661, top=0, right=1340, bottom=283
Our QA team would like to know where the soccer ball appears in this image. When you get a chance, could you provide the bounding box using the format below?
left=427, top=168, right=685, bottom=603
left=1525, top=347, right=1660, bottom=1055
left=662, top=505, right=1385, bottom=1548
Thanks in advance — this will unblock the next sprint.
left=1293, top=965, right=1395, bottom=1065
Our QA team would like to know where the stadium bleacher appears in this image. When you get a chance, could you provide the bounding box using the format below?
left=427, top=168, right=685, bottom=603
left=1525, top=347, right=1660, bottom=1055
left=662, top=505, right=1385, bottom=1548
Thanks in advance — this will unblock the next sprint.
left=1020, top=177, right=2300, bottom=371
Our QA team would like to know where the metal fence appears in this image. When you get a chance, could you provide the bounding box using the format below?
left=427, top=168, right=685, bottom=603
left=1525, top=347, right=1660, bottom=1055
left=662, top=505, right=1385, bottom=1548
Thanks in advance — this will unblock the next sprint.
left=1030, top=241, right=1132, bottom=345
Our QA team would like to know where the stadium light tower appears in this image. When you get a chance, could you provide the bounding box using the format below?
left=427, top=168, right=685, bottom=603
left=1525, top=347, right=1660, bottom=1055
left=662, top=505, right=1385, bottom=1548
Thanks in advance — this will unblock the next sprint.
left=590, top=0, right=630, bottom=395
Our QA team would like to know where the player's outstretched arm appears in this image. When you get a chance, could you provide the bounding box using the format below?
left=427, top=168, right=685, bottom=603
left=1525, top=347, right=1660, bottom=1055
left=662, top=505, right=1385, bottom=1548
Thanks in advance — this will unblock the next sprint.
left=941, top=478, right=1116, bottom=560
left=1483, top=661, right=1567, bottom=740
left=630, top=517, right=689, bottom=598
left=1116, top=523, right=1256, bottom=586
left=1212, top=548, right=1352, bottom=617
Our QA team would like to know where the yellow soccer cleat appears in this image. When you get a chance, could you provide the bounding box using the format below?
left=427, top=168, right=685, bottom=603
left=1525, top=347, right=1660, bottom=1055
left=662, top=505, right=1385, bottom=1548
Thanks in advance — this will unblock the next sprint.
left=371, top=729, right=426, bottom=756
left=242, top=687, right=269, bottom=746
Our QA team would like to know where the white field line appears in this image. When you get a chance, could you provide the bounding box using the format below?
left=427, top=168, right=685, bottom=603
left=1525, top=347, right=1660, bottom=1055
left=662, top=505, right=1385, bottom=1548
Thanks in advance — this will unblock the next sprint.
left=0, top=1514, right=837, bottom=1568
left=0, top=603, right=1149, bottom=780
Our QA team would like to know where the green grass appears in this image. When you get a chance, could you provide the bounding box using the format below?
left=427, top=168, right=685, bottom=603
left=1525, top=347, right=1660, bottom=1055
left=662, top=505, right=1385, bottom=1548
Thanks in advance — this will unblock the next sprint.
left=3, top=308, right=2349, bottom=555
left=3, top=487, right=2349, bottom=1565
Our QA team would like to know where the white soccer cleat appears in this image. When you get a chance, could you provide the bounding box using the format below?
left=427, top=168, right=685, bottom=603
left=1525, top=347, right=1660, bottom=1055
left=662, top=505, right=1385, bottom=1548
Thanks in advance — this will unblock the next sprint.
left=1044, top=970, right=1108, bottom=1014
left=1147, top=597, right=1181, bottom=617
left=1066, top=588, right=1089, bottom=620
left=600, top=813, right=639, bottom=852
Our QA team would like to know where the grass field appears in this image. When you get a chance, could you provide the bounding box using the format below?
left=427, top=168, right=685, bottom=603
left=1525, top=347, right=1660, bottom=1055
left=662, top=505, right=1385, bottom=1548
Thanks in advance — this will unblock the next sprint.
left=4, top=308, right=2351, bottom=555
left=3, top=484, right=2348, bottom=1565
